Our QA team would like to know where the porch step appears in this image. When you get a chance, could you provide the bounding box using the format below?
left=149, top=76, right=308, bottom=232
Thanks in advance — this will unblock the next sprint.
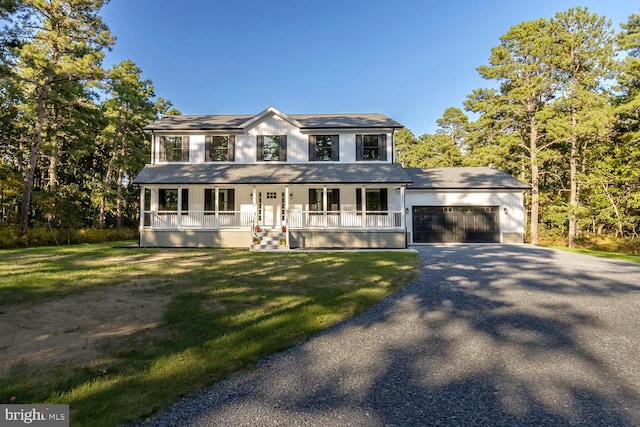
left=250, top=229, right=289, bottom=251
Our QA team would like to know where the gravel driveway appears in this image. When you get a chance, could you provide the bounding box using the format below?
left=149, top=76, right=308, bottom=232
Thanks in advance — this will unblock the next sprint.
left=138, top=245, right=640, bottom=426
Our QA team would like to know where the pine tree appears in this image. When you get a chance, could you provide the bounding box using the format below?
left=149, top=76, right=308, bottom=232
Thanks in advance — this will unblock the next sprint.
left=9, top=0, right=114, bottom=235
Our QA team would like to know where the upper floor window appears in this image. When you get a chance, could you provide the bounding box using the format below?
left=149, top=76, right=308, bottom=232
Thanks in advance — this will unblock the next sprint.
left=356, top=134, right=387, bottom=161
left=205, top=136, right=235, bottom=162
left=308, top=135, right=339, bottom=161
left=159, top=136, right=189, bottom=162
left=257, top=135, right=287, bottom=161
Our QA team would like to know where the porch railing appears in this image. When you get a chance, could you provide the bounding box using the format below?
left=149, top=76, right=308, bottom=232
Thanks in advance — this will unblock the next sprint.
left=143, top=211, right=254, bottom=229
left=143, top=210, right=403, bottom=230
left=288, top=210, right=403, bottom=229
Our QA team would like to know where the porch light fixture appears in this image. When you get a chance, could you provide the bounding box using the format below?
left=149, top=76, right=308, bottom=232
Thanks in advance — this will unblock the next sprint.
left=290, top=193, right=293, bottom=199
left=504, top=207, right=508, bottom=215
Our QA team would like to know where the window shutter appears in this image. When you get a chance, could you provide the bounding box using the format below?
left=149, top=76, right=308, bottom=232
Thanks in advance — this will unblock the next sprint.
left=332, top=135, right=340, bottom=161
left=332, top=189, right=340, bottom=209
left=356, top=135, right=363, bottom=161
left=379, top=134, right=387, bottom=161
left=380, top=189, right=388, bottom=211
left=256, top=136, right=264, bottom=161
left=205, top=136, right=212, bottom=162
left=181, top=189, right=189, bottom=211
left=228, top=189, right=235, bottom=211
left=182, top=136, right=190, bottom=161
left=159, top=189, right=167, bottom=210
left=280, top=135, right=287, bottom=161
left=356, top=188, right=362, bottom=211
left=309, top=189, right=318, bottom=211
left=204, top=189, right=212, bottom=211
left=228, top=135, right=235, bottom=162
left=159, top=136, right=167, bottom=162
left=308, top=135, right=316, bottom=161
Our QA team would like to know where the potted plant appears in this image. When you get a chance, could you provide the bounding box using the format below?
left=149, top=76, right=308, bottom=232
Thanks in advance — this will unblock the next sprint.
left=253, top=235, right=260, bottom=245
left=280, top=237, right=287, bottom=245
left=255, top=225, right=261, bottom=233
left=281, top=225, right=286, bottom=233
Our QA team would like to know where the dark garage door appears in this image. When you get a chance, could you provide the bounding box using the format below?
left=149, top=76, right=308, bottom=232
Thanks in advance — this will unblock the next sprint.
left=413, top=206, right=500, bottom=243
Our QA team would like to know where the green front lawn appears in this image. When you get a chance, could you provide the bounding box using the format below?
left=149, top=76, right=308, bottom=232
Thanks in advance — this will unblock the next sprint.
left=546, top=245, right=640, bottom=264
left=0, top=243, right=419, bottom=426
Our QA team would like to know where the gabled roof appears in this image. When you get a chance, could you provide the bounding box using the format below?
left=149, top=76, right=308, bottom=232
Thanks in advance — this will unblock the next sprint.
left=143, top=106, right=403, bottom=131
left=133, top=163, right=413, bottom=185
left=238, top=106, right=303, bottom=129
left=405, top=167, right=529, bottom=190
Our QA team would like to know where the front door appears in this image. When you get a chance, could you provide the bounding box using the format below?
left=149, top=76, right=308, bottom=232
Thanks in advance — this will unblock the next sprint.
left=260, top=189, right=282, bottom=228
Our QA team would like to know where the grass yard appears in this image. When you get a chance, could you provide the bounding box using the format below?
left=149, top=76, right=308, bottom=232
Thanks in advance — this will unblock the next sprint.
left=546, top=245, right=640, bottom=264
left=0, top=242, right=419, bottom=426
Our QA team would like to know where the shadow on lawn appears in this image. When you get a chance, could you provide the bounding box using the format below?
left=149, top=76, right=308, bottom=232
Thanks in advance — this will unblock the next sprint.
left=157, top=244, right=640, bottom=426
left=2, top=250, right=416, bottom=426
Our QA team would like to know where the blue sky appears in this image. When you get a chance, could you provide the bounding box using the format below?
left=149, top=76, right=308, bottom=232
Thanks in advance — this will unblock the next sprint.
left=101, top=1, right=637, bottom=136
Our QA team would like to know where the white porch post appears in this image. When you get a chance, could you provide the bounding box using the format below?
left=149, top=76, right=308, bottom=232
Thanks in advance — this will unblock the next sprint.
left=400, top=186, right=406, bottom=229
left=177, top=186, right=182, bottom=228
left=139, top=185, right=145, bottom=230
left=361, top=186, right=367, bottom=229
left=214, top=187, right=220, bottom=228
left=284, top=186, right=289, bottom=226
left=252, top=187, right=257, bottom=228
left=323, top=187, right=328, bottom=228
left=285, top=186, right=290, bottom=247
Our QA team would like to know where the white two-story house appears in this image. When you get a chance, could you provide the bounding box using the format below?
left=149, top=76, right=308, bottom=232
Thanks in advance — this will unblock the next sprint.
left=133, top=106, right=528, bottom=248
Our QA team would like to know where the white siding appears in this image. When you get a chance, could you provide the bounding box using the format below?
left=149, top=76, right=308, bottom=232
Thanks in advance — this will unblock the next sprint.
left=151, top=113, right=395, bottom=165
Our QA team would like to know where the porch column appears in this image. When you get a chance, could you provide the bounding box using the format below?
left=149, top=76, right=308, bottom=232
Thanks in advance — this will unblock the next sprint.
left=215, top=187, right=220, bottom=228
left=252, top=187, right=257, bottom=227
left=284, top=186, right=289, bottom=226
left=361, top=186, right=367, bottom=229
left=139, top=185, right=145, bottom=230
left=284, top=186, right=290, bottom=247
left=323, top=187, right=328, bottom=228
left=177, top=186, right=182, bottom=229
left=400, top=186, right=406, bottom=229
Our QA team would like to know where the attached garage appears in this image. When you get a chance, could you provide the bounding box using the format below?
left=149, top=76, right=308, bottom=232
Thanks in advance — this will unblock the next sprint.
left=412, top=206, right=500, bottom=243
left=405, top=168, right=529, bottom=244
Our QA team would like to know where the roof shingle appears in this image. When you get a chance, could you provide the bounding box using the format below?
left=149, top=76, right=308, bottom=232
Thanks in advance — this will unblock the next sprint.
left=133, top=163, right=413, bottom=185
left=405, top=167, right=529, bottom=189
left=143, top=112, right=403, bottom=131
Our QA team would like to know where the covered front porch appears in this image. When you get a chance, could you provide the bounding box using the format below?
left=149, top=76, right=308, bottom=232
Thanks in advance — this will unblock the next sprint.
left=138, top=184, right=406, bottom=248
left=133, top=162, right=412, bottom=248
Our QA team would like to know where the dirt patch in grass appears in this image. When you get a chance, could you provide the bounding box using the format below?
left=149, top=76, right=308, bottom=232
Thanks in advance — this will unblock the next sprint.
left=0, top=280, right=171, bottom=377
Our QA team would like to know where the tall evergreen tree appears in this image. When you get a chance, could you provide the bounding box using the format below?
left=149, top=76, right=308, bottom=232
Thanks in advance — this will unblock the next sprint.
left=8, top=0, right=114, bottom=235
left=548, top=7, right=616, bottom=247
left=436, top=107, right=469, bottom=154
left=98, top=59, right=157, bottom=230
left=471, top=18, right=559, bottom=244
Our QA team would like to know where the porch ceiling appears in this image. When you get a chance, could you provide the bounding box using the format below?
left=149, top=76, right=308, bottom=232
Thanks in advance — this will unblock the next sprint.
left=133, top=163, right=412, bottom=186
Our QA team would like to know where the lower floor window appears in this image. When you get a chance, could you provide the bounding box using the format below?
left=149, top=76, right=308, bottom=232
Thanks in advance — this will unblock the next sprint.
left=204, top=189, right=235, bottom=211
left=309, top=189, right=340, bottom=211
left=356, top=188, right=388, bottom=212
left=159, top=189, right=189, bottom=211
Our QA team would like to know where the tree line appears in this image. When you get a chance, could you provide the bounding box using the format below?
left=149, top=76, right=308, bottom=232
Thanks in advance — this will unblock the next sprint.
left=0, top=0, right=178, bottom=241
left=1, top=3, right=638, bottom=248
left=396, top=7, right=640, bottom=247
